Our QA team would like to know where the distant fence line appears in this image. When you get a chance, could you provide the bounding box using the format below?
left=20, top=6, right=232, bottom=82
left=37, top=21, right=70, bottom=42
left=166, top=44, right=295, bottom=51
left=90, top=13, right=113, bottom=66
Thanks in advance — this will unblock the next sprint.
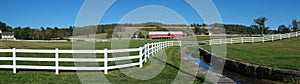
left=0, top=41, right=182, bottom=74
left=206, top=31, right=300, bottom=45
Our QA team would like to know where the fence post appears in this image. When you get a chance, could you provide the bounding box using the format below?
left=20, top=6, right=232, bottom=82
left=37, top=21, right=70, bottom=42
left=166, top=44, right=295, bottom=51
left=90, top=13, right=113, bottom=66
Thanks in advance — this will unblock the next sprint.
left=104, top=48, right=108, bottom=74
left=296, top=32, right=298, bottom=37
left=155, top=42, right=158, bottom=53
left=230, top=38, right=233, bottom=44
left=165, top=41, right=168, bottom=48
left=289, top=33, right=291, bottom=38
left=241, top=37, right=244, bottom=44
left=252, top=37, right=254, bottom=43
left=139, top=47, right=143, bottom=68
left=144, top=45, right=147, bottom=62
left=167, top=41, right=169, bottom=47
left=272, top=35, right=274, bottom=42
left=55, top=48, right=59, bottom=75
left=171, top=41, right=174, bottom=46
left=262, top=37, right=265, bottom=43
left=163, top=42, right=165, bottom=49
left=165, top=41, right=167, bottom=48
left=153, top=43, right=156, bottom=54
left=161, top=42, right=163, bottom=49
left=167, top=41, right=169, bottom=48
left=164, top=41, right=166, bottom=48
left=163, top=42, right=164, bottom=49
left=13, top=48, right=16, bottom=74
left=209, top=40, right=212, bottom=45
left=280, top=34, right=282, bottom=40
left=158, top=42, right=160, bottom=51
left=161, top=42, right=163, bottom=50
left=162, top=42, right=164, bottom=49
left=179, top=41, right=182, bottom=47
left=158, top=42, right=160, bottom=50
left=151, top=42, right=154, bottom=56
left=166, top=41, right=168, bottom=48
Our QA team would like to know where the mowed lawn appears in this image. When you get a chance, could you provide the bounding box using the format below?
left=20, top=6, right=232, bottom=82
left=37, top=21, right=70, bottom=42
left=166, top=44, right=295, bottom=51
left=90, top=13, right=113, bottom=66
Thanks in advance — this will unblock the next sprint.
left=0, top=40, right=205, bottom=83
left=203, top=37, right=300, bottom=70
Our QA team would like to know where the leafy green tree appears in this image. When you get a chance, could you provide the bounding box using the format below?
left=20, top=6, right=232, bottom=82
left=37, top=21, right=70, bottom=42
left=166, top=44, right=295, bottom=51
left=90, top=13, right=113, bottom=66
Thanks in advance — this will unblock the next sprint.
left=40, top=27, right=46, bottom=40
left=138, top=32, right=144, bottom=38
left=0, top=22, right=8, bottom=31
left=45, top=27, right=54, bottom=40
left=69, top=26, right=74, bottom=36
left=278, top=24, right=291, bottom=34
left=194, top=26, right=200, bottom=35
left=250, top=25, right=259, bottom=34
left=254, top=17, right=268, bottom=36
left=132, top=33, right=136, bottom=38
left=106, top=31, right=113, bottom=38
left=292, top=19, right=298, bottom=32
left=287, top=25, right=292, bottom=33
left=278, top=25, right=286, bottom=34
left=199, top=28, right=208, bottom=35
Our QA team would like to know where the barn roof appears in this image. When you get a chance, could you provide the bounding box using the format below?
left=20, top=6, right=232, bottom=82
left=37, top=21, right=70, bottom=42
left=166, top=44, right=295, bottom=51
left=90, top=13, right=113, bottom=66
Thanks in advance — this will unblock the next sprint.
left=149, top=31, right=183, bottom=35
left=1, top=32, right=14, bottom=35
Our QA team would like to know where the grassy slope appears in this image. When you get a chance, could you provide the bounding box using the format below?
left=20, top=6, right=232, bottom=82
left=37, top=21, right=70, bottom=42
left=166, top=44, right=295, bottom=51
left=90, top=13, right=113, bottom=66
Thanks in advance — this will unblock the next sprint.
left=203, top=37, right=300, bottom=70
left=0, top=41, right=205, bottom=83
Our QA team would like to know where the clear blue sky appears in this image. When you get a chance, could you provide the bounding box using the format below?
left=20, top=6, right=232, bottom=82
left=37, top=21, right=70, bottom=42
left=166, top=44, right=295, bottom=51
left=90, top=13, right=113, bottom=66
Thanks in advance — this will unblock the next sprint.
left=0, top=0, right=299, bottom=30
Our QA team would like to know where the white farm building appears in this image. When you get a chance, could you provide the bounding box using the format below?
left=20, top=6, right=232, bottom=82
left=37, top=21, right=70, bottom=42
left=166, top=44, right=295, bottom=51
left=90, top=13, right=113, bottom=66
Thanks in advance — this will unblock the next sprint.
left=0, top=30, right=16, bottom=40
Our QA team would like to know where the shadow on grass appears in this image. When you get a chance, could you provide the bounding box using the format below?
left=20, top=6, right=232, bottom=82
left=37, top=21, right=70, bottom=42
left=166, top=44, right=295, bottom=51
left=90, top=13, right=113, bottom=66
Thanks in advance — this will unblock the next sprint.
left=152, top=57, right=205, bottom=82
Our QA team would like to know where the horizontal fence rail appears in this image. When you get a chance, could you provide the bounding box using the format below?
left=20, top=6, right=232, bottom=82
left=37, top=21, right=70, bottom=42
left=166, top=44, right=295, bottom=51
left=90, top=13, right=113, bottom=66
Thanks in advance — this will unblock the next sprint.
left=0, top=41, right=181, bottom=74
left=206, top=31, right=300, bottom=45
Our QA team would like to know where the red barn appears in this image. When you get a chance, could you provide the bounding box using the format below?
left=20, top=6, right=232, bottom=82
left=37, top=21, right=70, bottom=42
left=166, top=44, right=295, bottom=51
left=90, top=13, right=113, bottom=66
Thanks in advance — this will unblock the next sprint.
left=149, top=31, right=183, bottom=39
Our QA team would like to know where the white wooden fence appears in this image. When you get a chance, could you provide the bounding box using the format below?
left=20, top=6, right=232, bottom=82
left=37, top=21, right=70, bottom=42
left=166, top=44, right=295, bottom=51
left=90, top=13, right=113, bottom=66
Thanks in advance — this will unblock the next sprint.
left=0, top=41, right=181, bottom=74
left=207, top=31, right=300, bottom=45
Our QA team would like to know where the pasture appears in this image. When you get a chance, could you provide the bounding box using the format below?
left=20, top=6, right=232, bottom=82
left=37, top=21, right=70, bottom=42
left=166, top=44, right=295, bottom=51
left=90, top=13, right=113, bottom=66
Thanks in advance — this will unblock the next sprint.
left=203, top=37, right=300, bottom=70
left=0, top=40, right=205, bottom=83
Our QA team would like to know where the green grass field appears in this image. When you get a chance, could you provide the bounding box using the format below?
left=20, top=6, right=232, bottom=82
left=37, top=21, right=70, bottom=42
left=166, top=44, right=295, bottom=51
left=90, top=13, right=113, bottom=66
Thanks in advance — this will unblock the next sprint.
left=0, top=40, right=205, bottom=84
left=203, top=37, right=300, bottom=70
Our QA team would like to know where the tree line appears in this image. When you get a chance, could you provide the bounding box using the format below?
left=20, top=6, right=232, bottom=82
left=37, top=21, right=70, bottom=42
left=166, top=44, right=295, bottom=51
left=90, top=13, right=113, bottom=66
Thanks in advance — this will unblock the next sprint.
left=0, top=22, right=74, bottom=40
left=0, top=18, right=299, bottom=40
left=192, top=17, right=300, bottom=36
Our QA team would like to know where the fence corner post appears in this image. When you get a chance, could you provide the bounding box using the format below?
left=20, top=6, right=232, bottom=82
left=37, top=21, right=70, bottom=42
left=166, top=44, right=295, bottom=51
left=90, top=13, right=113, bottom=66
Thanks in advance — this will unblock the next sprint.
left=262, top=37, right=265, bottom=43
left=55, top=48, right=59, bottom=75
left=139, top=47, right=143, bottom=68
left=104, top=48, right=108, bottom=74
left=13, top=48, right=16, bottom=74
